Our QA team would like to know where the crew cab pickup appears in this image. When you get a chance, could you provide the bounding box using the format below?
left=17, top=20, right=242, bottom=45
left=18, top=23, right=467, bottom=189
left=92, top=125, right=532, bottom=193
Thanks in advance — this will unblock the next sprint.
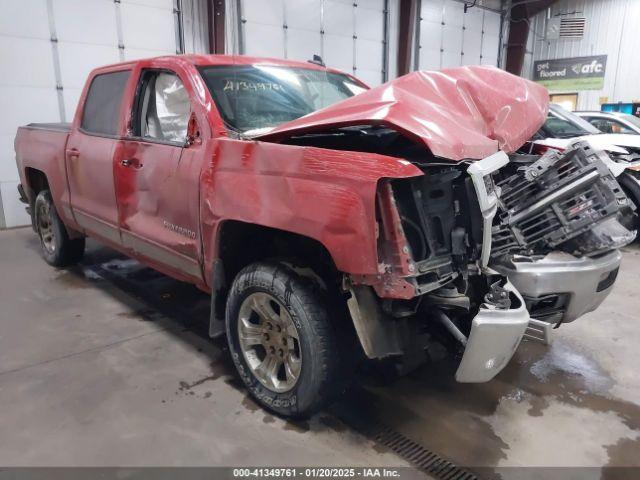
left=14, top=55, right=635, bottom=417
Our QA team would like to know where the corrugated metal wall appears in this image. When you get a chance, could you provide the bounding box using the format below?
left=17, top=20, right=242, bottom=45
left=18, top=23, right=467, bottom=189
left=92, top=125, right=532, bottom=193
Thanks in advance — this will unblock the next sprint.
left=523, top=0, right=637, bottom=111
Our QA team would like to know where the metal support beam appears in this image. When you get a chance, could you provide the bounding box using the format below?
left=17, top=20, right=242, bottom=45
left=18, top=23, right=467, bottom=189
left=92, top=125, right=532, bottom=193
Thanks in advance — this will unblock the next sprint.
left=207, top=0, right=226, bottom=54
left=505, top=0, right=557, bottom=75
left=397, top=0, right=419, bottom=76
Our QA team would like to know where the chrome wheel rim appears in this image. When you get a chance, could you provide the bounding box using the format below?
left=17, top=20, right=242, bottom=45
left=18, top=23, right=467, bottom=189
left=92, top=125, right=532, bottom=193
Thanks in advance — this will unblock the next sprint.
left=237, top=292, right=302, bottom=393
left=37, top=201, right=56, bottom=254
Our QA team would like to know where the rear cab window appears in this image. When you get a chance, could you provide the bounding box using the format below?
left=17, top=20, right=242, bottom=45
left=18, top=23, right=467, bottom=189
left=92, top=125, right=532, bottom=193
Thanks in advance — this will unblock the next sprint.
left=81, top=70, right=131, bottom=136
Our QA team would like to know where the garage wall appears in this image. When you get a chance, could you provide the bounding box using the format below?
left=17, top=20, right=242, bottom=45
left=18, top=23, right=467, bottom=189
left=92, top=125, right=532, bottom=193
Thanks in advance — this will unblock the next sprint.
left=0, top=0, right=207, bottom=229
left=416, top=0, right=502, bottom=71
left=236, top=0, right=391, bottom=87
left=522, top=0, right=638, bottom=111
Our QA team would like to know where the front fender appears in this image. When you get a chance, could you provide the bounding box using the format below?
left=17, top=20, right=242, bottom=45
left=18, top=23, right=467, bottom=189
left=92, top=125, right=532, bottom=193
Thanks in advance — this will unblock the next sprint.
left=200, top=138, right=423, bottom=284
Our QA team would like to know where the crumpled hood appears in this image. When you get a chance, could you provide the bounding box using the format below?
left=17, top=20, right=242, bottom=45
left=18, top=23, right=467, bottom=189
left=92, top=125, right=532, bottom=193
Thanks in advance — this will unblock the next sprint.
left=256, top=66, right=549, bottom=161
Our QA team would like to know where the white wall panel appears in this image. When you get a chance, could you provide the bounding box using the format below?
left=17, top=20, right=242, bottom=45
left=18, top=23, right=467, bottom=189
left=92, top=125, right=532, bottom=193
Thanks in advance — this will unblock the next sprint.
left=242, top=0, right=285, bottom=58
left=121, top=0, right=174, bottom=8
left=120, top=2, right=176, bottom=52
left=124, top=47, right=176, bottom=61
left=481, top=33, right=499, bottom=66
left=285, top=0, right=321, bottom=31
left=356, top=69, right=382, bottom=88
left=357, top=38, right=383, bottom=72
left=323, top=33, right=354, bottom=73
left=417, top=0, right=502, bottom=71
left=1, top=181, right=31, bottom=227
left=58, top=43, right=120, bottom=89
left=284, top=0, right=322, bottom=62
left=286, top=29, right=321, bottom=63
left=462, top=7, right=483, bottom=65
left=63, top=88, right=83, bottom=125
left=53, top=0, right=119, bottom=46
left=323, top=1, right=353, bottom=36
left=0, top=0, right=50, bottom=39
left=244, top=0, right=284, bottom=25
left=356, top=6, right=384, bottom=42
left=0, top=37, right=56, bottom=88
left=244, top=23, right=285, bottom=58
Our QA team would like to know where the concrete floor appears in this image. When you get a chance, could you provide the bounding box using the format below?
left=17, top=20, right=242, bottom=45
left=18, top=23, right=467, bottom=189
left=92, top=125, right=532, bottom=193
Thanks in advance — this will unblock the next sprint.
left=1, top=227, right=639, bottom=477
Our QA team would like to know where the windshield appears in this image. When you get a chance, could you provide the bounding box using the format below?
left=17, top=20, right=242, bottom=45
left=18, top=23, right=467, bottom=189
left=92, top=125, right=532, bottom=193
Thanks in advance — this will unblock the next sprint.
left=544, top=104, right=601, bottom=138
left=198, top=65, right=367, bottom=134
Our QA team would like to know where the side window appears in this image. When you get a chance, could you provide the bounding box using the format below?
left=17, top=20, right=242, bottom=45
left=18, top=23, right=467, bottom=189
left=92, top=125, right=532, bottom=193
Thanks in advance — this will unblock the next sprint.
left=81, top=70, right=131, bottom=136
left=589, top=118, right=634, bottom=134
left=134, top=71, right=191, bottom=143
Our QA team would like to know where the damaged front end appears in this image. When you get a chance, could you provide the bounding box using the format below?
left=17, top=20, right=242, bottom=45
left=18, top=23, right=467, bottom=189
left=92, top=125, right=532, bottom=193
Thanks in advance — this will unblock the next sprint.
left=490, top=141, right=635, bottom=333
left=346, top=142, right=635, bottom=383
left=253, top=66, right=634, bottom=383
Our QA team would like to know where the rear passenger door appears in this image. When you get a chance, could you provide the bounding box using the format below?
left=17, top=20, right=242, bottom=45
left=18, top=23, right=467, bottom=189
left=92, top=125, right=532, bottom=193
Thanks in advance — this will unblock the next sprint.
left=113, top=68, right=203, bottom=282
left=66, top=69, right=131, bottom=245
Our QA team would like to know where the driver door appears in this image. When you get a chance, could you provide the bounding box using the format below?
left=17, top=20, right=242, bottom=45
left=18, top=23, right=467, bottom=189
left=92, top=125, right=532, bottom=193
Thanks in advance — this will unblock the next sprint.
left=114, top=68, right=203, bottom=282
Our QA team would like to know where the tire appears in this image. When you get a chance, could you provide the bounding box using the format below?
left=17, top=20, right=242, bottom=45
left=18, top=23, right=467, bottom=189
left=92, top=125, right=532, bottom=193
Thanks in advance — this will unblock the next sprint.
left=34, top=190, right=85, bottom=267
left=226, top=261, right=342, bottom=418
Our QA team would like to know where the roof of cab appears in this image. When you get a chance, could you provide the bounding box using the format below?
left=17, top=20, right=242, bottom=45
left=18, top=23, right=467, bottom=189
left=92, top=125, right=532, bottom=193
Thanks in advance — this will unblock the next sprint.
left=90, top=54, right=351, bottom=78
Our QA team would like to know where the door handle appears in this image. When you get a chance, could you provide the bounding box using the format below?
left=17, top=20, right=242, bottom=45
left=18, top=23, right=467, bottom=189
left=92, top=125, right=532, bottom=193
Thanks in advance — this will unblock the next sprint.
left=67, top=148, right=80, bottom=159
left=121, top=158, right=142, bottom=168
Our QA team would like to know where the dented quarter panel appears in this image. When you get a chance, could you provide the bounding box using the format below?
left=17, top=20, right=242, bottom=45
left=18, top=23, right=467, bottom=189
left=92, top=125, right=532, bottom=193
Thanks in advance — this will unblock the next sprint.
left=257, top=66, right=550, bottom=161
left=200, top=137, right=423, bottom=284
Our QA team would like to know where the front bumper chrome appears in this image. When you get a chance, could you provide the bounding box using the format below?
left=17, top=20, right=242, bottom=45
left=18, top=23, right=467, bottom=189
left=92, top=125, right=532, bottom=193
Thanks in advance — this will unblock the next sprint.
left=455, top=280, right=530, bottom=383
left=493, top=250, right=621, bottom=324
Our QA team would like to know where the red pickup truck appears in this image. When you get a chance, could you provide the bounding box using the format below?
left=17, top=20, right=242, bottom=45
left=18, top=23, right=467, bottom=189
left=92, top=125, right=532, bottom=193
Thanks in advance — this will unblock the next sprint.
left=14, top=55, right=634, bottom=417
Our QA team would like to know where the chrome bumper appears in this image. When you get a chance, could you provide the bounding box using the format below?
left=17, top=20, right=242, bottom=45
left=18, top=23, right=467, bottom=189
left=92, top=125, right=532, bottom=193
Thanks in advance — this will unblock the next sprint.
left=493, top=250, right=621, bottom=324
left=455, top=280, right=530, bottom=383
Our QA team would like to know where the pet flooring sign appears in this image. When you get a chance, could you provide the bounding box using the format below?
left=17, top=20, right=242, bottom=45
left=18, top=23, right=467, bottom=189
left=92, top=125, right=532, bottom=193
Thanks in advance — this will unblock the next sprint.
left=534, top=55, right=607, bottom=91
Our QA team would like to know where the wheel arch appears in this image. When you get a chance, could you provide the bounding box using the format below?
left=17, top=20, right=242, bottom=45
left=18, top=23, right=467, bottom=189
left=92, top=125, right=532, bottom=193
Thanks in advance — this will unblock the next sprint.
left=208, top=220, right=342, bottom=338
left=23, top=168, right=51, bottom=230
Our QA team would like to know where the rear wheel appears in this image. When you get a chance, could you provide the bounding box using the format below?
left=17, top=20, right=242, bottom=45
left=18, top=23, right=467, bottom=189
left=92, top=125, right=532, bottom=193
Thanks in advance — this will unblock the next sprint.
left=226, top=262, right=343, bottom=418
left=34, top=190, right=85, bottom=267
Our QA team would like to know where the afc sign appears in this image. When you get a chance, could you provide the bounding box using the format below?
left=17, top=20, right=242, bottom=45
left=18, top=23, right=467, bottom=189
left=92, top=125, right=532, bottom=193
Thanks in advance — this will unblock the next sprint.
left=534, top=55, right=607, bottom=91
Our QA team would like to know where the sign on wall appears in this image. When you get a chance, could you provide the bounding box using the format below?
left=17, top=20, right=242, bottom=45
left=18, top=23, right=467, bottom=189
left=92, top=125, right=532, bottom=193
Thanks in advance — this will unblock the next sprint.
left=533, top=55, right=607, bottom=91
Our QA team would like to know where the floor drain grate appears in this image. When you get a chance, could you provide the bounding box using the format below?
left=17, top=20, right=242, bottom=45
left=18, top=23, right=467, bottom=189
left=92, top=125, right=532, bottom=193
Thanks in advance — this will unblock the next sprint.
left=368, top=425, right=478, bottom=480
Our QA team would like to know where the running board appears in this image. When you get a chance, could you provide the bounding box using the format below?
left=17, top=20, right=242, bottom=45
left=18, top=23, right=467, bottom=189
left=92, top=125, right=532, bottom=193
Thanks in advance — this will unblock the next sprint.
left=523, top=318, right=554, bottom=345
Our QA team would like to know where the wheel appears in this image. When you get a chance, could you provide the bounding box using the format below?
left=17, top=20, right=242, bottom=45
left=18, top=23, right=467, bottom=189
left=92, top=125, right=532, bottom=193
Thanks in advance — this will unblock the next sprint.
left=34, top=190, right=85, bottom=267
left=226, top=261, right=342, bottom=418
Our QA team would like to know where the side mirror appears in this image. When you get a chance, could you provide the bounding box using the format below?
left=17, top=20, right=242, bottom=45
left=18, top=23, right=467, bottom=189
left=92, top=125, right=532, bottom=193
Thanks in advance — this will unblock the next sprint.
left=185, top=112, right=202, bottom=147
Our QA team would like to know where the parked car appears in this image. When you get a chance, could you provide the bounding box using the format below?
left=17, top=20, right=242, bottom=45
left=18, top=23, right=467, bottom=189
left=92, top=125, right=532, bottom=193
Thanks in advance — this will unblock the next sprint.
left=576, top=110, right=640, bottom=135
left=522, top=103, right=640, bottom=229
left=524, top=104, right=640, bottom=157
left=13, top=57, right=634, bottom=417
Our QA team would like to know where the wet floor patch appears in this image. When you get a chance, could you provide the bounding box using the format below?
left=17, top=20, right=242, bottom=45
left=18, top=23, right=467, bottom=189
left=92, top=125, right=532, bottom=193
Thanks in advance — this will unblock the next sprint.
left=69, top=246, right=640, bottom=475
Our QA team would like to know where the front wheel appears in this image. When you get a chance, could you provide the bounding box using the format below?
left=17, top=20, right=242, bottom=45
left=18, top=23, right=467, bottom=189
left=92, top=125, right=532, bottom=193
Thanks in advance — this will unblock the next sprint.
left=225, top=262, right=343, bottom=418
left=34, top=190, right=85, bottom=267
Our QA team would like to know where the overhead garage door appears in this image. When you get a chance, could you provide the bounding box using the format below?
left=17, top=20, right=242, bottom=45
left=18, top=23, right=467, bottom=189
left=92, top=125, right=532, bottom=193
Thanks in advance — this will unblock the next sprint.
left=417, top=0, right=501, bottom=71
left=0, top=0, right=184, bottom=228
left=240, top=0, right=388, bottom=87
